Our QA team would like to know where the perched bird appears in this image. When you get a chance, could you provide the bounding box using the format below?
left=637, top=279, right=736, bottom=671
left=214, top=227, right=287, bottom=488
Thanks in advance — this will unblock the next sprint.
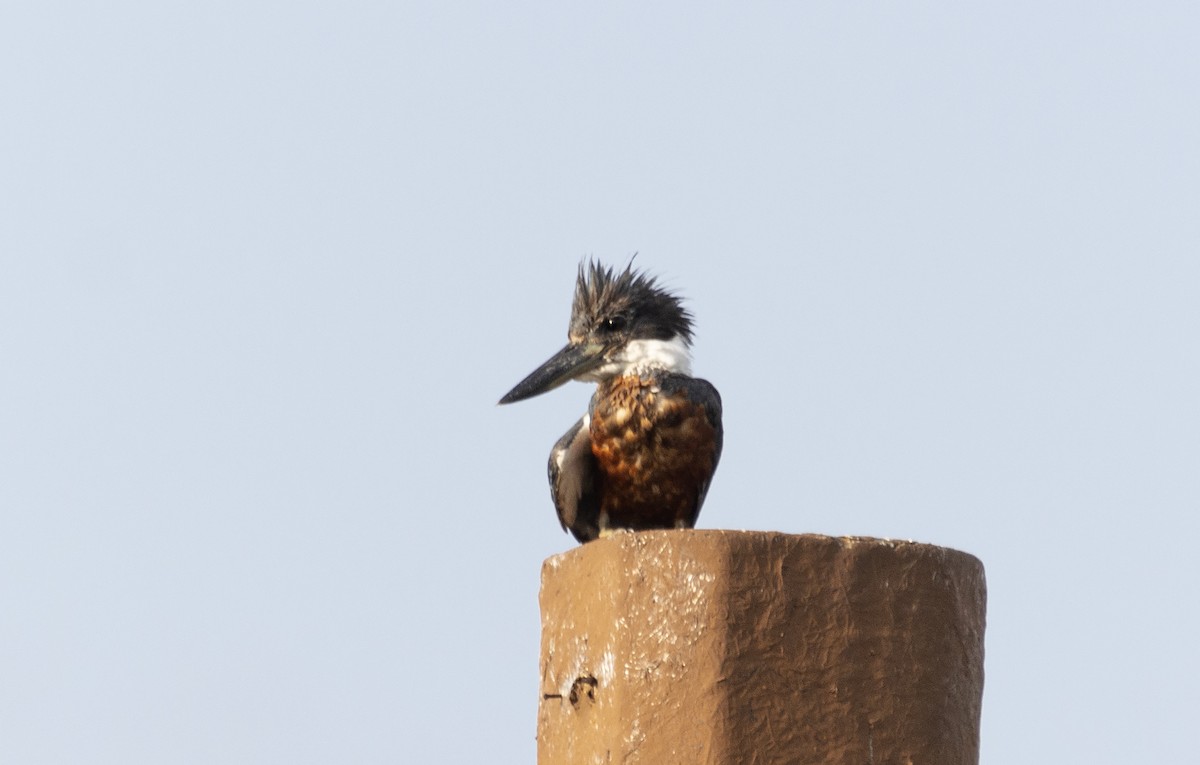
left=498, top=261, right=723, bottom=543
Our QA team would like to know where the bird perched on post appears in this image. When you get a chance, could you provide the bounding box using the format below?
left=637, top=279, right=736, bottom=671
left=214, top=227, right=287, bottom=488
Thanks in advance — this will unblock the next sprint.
left=498, top=261, right=723, bottom=544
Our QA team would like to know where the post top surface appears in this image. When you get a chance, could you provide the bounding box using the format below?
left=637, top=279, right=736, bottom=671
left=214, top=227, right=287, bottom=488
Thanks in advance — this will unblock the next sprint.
left=542, top=529, right=983, bottom=575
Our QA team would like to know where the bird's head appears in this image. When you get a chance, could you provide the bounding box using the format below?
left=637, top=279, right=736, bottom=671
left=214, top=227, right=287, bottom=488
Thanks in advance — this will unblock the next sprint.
left=498, top=260, right=694, bottom=405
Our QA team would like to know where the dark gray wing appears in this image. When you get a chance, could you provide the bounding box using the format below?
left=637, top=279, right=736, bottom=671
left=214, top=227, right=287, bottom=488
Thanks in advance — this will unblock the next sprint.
left=661, top=374, right=723, bottom=523
left=547, top=413, right=601, bottom=543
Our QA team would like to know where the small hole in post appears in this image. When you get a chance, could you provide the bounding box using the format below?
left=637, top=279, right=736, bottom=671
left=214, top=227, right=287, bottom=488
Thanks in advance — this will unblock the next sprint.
left=568, top=675, right=598, bottom=707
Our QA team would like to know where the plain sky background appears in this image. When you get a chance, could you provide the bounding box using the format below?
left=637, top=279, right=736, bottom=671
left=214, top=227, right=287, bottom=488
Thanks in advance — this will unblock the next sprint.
left=2, top=3, right=1197, bottom=763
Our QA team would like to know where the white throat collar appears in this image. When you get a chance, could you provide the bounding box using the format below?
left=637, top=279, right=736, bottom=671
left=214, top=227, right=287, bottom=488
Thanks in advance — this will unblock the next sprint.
left=580, top=336, right=693, bottom=381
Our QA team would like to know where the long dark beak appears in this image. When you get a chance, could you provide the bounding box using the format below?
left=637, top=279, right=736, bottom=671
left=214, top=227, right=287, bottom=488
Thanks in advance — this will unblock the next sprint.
left=498, top=342, right=606, bottom=405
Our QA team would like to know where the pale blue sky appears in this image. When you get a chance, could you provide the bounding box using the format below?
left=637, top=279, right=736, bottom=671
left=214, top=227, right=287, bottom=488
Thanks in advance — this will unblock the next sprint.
left=2, top=3, right=1197, bottom=763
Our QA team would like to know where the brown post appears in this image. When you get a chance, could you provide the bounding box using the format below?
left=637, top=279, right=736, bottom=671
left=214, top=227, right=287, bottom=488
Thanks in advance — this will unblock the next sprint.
left=537, top=530, right=985, bottom=765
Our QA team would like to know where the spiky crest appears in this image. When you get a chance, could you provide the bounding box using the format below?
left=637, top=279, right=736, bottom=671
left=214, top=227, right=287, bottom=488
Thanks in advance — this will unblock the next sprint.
left=568, top=260, right=694, bottom=345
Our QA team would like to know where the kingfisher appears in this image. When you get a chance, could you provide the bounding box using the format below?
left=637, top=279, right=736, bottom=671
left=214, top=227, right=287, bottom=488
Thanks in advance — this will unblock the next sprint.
left=498, top=261, right=723, bottom=544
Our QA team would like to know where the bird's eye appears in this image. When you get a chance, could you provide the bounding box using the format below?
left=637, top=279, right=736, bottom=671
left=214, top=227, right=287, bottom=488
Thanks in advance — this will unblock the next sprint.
left=602, top=316, right=627, bottom=332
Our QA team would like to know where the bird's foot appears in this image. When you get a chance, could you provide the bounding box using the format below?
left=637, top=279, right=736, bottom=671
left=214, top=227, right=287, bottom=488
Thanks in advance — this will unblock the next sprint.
left=598, top=527, right=632, bottom=539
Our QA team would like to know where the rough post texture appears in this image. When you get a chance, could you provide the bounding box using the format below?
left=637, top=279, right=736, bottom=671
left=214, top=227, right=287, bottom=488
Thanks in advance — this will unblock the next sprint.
left=537, top=530, right=986, bottom=765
